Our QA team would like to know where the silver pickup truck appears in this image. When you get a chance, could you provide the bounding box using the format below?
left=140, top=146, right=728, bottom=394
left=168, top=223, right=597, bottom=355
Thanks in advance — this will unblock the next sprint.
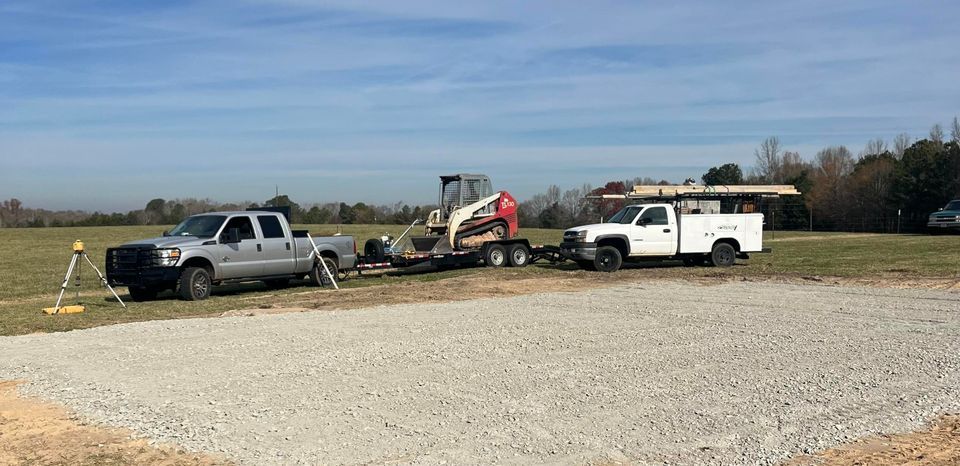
left=106, top=210, right=356, bottom=301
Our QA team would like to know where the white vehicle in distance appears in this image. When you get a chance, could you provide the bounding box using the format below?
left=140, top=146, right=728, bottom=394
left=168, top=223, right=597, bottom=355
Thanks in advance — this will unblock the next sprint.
left=560, top=185, right=799, bottom=272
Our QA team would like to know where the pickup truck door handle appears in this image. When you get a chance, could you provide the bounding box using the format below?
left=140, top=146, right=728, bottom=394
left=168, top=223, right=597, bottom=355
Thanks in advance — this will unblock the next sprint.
left=256, top=244, right=262, bottom=252
left=285, top=242, right=290, bottom=250
left=663, top=228, right=671, bottom=233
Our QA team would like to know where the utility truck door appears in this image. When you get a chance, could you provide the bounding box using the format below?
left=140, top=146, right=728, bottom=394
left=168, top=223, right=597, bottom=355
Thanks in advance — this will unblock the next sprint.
left=218, top=215, right=263, bottom=279
left=633, top=206, right=675, bottom=255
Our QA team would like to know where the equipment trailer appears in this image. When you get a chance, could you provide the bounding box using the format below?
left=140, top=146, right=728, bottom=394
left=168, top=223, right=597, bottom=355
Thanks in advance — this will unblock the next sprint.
left=353, top=174, right=564, bottom=273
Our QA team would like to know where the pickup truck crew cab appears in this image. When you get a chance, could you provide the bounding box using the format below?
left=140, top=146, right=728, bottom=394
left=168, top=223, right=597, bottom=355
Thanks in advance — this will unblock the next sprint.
left=106, top=210, right=356, bottom=301
left=561, top=201, right=768, bottom=272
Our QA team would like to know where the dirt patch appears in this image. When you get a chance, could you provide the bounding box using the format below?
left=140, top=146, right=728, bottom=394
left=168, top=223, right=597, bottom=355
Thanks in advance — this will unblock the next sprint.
left=787, top=414, right=960, bottom=465
left=0, top=380, right=230, bottom=465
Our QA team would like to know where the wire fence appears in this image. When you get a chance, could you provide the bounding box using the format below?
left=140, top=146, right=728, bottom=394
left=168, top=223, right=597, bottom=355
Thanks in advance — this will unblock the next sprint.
left=758, top=200, right=934, bottom=234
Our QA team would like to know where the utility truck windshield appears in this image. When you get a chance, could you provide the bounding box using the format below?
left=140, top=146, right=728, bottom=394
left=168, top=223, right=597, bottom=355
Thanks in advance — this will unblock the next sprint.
left=168, top=215, right=226, bottom=238
left=607, top=205, right=642, bottom=224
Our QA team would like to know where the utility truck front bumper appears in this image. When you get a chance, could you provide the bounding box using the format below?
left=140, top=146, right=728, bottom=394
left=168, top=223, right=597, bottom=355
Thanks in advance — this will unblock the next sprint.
left=560, top=242, right=597, bottom=260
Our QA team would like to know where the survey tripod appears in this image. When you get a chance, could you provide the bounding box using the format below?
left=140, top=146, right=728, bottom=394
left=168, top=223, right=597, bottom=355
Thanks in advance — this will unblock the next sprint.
left=45, top=240, right=126, bottom=314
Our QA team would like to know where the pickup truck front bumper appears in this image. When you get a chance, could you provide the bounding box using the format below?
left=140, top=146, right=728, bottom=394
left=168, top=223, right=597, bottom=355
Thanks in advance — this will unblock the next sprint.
left=106, top=247, right=180, bottom=288
left=559, top=242, right=597, bottom=261
left=928, top=219, right=960, bottom=231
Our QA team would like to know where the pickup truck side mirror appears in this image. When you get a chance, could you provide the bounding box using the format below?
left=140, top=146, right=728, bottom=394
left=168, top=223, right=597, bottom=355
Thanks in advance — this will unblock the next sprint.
left=222, top=228, right=241, bottom=244
left=162, top=230, right=170, bottom=237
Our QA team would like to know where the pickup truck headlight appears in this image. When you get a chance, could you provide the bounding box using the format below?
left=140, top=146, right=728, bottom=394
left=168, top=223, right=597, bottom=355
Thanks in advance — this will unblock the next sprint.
left=151, top=248, right=181, bottom=267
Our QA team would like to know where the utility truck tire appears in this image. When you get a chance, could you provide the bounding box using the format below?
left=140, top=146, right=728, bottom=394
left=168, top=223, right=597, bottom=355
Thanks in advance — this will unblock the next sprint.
left=178, top=267, right=212, bottom=301
left=711, top=243, right=736, bottom=267
left=508, top=244, right=529, bottom=267
left=364, top=239, right=385, bottom=263
left=310, top=258, right=338, bottom=288
left=128, top=286, right=158, bottom=302
left=593, top=246, right=622, bottom=273
left=485, top=244, right=507, bottom=267
left=576, top=260, right=596, bottom=271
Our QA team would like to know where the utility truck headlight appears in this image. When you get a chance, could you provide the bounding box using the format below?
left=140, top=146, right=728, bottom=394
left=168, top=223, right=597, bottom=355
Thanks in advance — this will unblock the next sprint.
left=152, top=248, right=181, bottom=266
left=574, top=231, right=588, bottom=242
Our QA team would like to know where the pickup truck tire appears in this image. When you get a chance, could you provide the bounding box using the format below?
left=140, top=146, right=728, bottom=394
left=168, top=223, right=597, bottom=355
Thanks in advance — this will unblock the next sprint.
left=178, top=267, right=212, bottom=301
left=485, top=244, right=507, bottom=267
left=364, top=239, right=385, bottom=263
left=711, top=243, right=736, bottom=267
left=507, top=244, right=529, bottom=267
left=594, top=246, right=622, bottom=273
left=310, top=258, right=338, bottom=287
left=127, top=286, right=159, bottom=302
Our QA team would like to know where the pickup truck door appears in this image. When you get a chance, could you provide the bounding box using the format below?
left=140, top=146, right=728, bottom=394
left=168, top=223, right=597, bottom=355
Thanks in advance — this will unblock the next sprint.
left=632, top=206, right=676, bottom=255
left=218, top=215, right=264, bottom=279
left=256, top=214, right=296, bottom=276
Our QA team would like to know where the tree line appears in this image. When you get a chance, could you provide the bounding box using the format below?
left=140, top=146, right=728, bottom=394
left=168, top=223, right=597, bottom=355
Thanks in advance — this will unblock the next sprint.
left=3, top=117, right=958, bottom=232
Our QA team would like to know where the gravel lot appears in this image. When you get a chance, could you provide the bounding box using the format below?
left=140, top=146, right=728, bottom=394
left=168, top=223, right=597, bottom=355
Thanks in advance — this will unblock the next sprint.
left=1, top=281, right=959, bottom=465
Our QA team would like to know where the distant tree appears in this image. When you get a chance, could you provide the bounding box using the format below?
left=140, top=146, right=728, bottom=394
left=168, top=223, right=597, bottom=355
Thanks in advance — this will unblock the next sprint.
left=144, top=198, right=166, bottom=224
left=538, top=202, right=564, bottom=228
left=809, top=146, right=855, bottom=229
left=754, top=136, right=782, bottom=182
left=701, top=163, right=743, bottom=185
left=951, top=116, right=960, bottom=144
left=337, top=202, right=353, bottom=224
left=930, top=124, right=945, bottom=146
left=892, top=133, right=912, bottom=159
left=861, top=138, right=887, bottom=157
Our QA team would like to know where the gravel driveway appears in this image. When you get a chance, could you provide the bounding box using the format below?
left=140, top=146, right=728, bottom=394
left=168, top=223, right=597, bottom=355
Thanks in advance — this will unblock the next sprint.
left=1, top=281, right=958, bottom=465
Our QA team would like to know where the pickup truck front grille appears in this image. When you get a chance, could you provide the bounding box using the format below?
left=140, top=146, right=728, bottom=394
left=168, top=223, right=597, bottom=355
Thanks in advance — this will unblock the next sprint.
left=106, top=247, right=151, bottom=280
left=935, top=215, right=960, bottom=222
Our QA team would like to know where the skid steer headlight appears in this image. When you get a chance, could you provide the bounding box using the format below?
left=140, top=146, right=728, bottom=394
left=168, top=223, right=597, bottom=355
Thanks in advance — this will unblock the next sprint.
left=151, top=248, right=181, bottom=267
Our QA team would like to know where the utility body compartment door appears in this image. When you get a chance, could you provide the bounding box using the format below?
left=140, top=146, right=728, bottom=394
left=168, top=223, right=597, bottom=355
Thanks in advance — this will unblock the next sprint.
left=257, top=214, right=296, bottom=275
left=630, top=206, right=676, bottom=256
left=218, top=215, right=263, bottom=279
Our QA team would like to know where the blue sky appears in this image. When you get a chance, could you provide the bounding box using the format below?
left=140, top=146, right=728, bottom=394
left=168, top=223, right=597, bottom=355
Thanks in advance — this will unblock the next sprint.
left=1, top=0, right=958, bottom=211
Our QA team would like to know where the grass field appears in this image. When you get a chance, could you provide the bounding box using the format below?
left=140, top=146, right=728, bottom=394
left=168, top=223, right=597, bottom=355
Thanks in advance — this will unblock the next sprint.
left=0, top=225, right=957, bottom=336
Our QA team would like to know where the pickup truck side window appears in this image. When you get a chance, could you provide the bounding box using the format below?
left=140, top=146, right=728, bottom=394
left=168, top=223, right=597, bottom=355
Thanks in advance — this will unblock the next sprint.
left=257, top=215, right=285, bottom=239
left=637, top=207, right=668, bottom=225
left=222, top=216, right=256, bottom=241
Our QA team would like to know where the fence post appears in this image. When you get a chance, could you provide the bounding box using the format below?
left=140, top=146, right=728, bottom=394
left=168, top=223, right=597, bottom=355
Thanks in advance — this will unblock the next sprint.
left=897, top=209, right=901, bottom=234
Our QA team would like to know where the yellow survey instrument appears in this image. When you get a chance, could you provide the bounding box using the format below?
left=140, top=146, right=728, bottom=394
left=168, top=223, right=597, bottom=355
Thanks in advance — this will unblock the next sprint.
left=43, top=239, right=126, bottom=315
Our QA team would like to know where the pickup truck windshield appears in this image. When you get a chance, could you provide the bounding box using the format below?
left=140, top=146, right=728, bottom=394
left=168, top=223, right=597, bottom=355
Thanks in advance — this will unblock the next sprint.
left=945, top=201, right=960, bottom=211
left=168, top=215, right=226, bottom=238
left=607, top=206, right=643, bottom=224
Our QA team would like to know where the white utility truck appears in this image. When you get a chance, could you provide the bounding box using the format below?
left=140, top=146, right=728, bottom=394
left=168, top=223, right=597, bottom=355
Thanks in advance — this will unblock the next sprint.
left=560, top=185, right=799, bottom=272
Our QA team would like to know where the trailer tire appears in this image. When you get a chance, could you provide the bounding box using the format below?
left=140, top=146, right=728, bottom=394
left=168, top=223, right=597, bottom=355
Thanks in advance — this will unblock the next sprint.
left=593, top=246, right=622, bottom=273
left=364, top=239, right=385, bottom=263
left=576, top=260, right=596, bottom=271
left=178, top=267, right=212, bottom=301
left=485, top=244, right=507, bottom=267
left=711, top=242, right=736, bottom=267
left=310, top=258, right=338, bottom=287
left=507, top=244, right=529, bottom=267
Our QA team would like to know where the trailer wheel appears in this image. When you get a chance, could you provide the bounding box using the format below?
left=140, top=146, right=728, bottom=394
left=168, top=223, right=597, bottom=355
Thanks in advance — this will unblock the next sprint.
left=485, top=244, right=507, bottom=267
left=593, top=246, right=622, bottom=273
left=364, top=239, right=385, bottom=262
left=711, top=243, right=736, bottom=267
left=508, top=244, right=529, bottom=267
left=310, top=258, right=338, bottom=287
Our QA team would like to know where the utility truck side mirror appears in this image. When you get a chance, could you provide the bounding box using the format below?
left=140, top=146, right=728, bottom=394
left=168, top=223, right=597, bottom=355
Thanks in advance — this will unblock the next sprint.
left=222, top=228, right=241, bottom=244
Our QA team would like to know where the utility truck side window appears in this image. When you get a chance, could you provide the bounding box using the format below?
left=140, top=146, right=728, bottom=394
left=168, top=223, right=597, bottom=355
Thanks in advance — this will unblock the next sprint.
left=638, top=207, right=668, bottom=225
left=607, top=205, right=643, bottom=224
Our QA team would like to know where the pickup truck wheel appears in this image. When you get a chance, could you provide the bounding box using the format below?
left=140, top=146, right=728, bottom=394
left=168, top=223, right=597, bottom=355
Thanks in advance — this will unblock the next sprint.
left=507, top=244, right=529, bottom=267
left=593, top=246, right=622, bottom=273
left=310, top=258, right=338, bottom=287
left=485, top=244, right=507, bottom=267
left=364, top=239, right=385, bottom=263
left=128, top=286, right=158, bottom=302
left=576, top=260, right=596, bottom=271
left=711, top=243, right=736, bottom=267
left=178, top=267, right=212, bottom=301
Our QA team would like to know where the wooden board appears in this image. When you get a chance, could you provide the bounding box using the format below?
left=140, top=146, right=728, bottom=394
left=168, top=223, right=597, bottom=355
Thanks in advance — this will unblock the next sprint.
left=630, top=185, right=801, bottom=196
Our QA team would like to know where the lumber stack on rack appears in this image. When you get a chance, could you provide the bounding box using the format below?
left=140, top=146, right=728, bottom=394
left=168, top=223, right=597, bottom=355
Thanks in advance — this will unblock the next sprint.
left=629, top=185, right=801, bottom=197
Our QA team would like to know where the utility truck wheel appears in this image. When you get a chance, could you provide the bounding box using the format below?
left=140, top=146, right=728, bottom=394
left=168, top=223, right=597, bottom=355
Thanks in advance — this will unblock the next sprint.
left=310, top=258, right=338, bottom=287
left=508, top=244, right=529, bottom=267
left=711, top=243, right=736, bottom=267
left=593, top=246, right=622, bottom=272
left=576, top=260, right=596, bottom=271
left=178, top=267, right=212, bottom=301
left=485, top=244, right=507, bottom=267
left=128, top=286, right=158, bottom=302
left=364, top=239, right=385, bottom=263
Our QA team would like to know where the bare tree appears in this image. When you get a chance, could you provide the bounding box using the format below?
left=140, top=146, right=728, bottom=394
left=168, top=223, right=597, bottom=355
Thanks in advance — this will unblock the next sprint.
left=951, top=116, right=960, bottom=143
left=753, top=136, right=782, bottom=182
left=861, top=138, right=887, bottom=157
left=930, top=124, right=944, bottom=145
left=892, top=133, right=911, bottom=158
